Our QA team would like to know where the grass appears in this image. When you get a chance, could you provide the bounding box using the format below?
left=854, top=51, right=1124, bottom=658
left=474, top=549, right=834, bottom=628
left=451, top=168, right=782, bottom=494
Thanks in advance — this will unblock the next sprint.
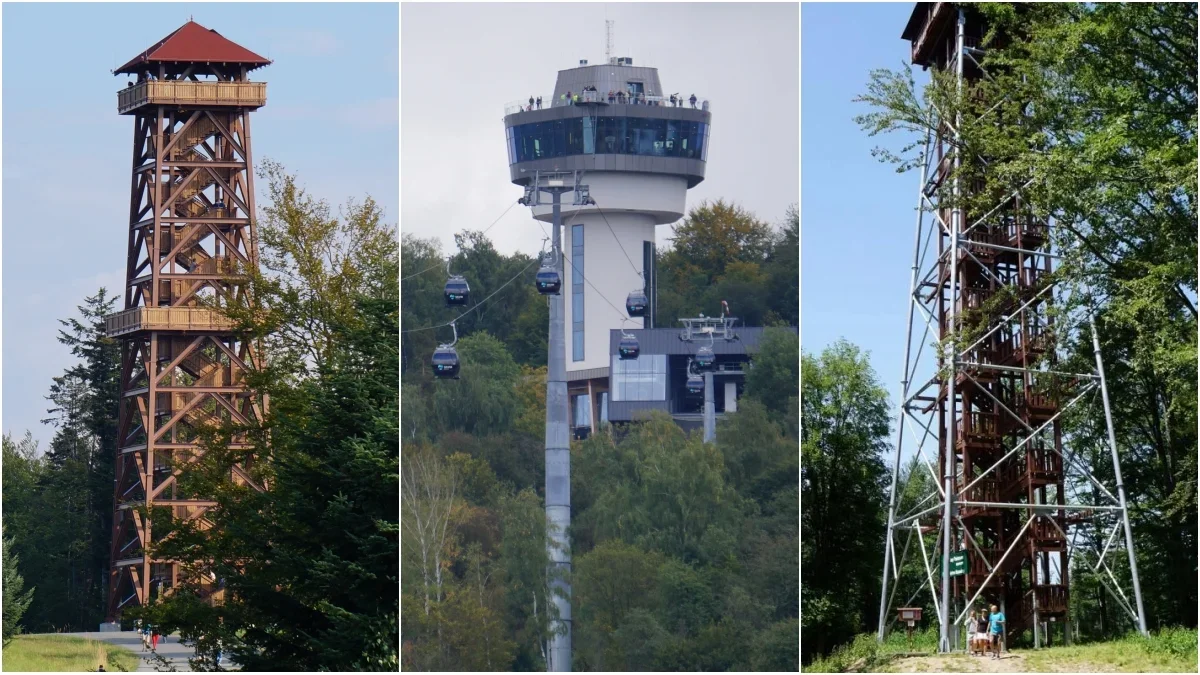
left=805, top=626, right=1198, bottom=673
left=1, top=634, right=140, bottom=672
left=1024, top=627, right=1197, bottom=673
left=804, top=627, right=941, bottom=672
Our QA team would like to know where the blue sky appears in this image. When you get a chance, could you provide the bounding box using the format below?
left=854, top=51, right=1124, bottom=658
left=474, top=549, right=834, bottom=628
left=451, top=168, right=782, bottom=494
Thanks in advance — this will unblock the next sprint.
left=2, top=2, right=398, bottom=445
left=801, top=2, right=929, bottom=425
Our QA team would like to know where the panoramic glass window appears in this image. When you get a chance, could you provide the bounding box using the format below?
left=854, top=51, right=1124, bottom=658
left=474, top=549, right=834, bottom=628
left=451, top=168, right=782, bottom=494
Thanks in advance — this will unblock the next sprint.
left=510, top=116, right=708, bottom=164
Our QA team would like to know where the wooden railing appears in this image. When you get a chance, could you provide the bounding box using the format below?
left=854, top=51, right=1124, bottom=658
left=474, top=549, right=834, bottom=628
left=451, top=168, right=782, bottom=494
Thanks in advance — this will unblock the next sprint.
left=118, top=81, right=267, bottom=114
left=105, top=307, right=235, bottom=337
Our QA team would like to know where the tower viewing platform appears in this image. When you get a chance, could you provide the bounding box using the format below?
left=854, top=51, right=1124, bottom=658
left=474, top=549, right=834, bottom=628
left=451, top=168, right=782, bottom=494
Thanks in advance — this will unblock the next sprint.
left=114, top=20, right=270, bottom=115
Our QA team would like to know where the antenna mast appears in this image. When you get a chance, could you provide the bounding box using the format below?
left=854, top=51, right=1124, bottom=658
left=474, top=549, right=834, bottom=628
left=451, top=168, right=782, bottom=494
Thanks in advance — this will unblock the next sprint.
left=605, top=20, right=614, bottom=62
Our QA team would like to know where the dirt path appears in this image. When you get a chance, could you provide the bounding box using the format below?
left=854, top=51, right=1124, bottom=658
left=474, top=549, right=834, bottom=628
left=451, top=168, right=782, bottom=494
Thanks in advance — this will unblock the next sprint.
left=885, top=651, right=1028, bottom=672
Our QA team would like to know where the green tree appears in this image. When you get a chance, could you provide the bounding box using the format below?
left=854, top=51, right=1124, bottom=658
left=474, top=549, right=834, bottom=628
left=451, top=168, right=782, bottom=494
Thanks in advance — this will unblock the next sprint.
left=427, top=332, right=522, bottom=438
left=145, top=163, right=400, bottom=670
left=574, top=541, right=665, bottom=670
left=800, top=340, right=890, bottom=662
left=2, top=527, right=34, bottom=646
left=743, top=327, right=800, bottom=416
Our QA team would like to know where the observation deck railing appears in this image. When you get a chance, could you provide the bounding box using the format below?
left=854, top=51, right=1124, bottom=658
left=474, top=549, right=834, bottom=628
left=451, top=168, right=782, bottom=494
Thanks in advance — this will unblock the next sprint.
left=105, top=306, right=236, bottom=337
left=118, top=80, right=267, bottom=114
left=505, top=92, right=710, bottom=115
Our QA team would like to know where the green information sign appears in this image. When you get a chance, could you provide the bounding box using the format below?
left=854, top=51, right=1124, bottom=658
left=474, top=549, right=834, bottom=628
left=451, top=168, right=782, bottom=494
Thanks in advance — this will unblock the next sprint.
left=948, top=551, right=968, bottom=577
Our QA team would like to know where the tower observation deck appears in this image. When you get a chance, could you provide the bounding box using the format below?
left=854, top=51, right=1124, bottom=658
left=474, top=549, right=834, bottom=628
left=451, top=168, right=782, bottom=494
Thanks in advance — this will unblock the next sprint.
left=104, top=20, right=269, bottom=623
left=503, top=58, right=711, bottom=382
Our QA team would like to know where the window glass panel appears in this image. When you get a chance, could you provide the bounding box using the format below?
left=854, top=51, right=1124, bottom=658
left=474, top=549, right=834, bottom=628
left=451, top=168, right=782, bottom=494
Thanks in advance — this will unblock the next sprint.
left=583, top=116, right=595, bottom=154
left=665, top=120, right=679, bottom=157
left=652, top=119, right=666, bottom=156
left=572, top=296, right=583, bottom=322
left=573, top=329, right=583, bottom=361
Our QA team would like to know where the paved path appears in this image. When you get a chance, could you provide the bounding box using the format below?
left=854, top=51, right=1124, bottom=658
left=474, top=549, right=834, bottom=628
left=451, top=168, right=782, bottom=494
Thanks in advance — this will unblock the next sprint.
left=63, top=631, right=196, bottom=672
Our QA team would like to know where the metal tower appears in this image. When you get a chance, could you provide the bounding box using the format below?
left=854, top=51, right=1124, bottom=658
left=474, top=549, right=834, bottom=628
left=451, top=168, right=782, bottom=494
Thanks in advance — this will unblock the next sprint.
left=878, top=3, right=1148, bottom=651
left=104, top=21, right=270, bottom=622
left=522, top=171, right=593, bottom=672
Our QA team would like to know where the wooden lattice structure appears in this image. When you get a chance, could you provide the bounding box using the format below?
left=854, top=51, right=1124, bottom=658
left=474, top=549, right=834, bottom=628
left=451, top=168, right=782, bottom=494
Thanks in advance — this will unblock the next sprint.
left=105, top=21, right=270, bottom=621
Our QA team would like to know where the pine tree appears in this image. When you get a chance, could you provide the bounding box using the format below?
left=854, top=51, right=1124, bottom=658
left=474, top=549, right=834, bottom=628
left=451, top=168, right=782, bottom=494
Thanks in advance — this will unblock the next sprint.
left=3, top=528, right=35, bottom=646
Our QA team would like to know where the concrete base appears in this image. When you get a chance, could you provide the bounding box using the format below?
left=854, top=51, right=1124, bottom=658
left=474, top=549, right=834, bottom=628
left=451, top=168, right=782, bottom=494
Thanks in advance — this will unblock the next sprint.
left=99, top=621, right=122, bottom=632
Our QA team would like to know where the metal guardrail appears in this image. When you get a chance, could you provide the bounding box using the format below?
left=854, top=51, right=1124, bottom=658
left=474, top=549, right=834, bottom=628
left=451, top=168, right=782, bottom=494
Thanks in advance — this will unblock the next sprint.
left=117, top=80, right=268, bottom=114
left=505, top=92, right=710, bottom=115
left=105, top=307, right=236, bottom=337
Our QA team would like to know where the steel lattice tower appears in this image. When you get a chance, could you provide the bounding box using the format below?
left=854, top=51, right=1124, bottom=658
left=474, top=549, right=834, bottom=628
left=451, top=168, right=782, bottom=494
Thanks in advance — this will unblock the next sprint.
left=104, top=21, right=269, bottom=622
left=878, top=3, right=1148, bottom=652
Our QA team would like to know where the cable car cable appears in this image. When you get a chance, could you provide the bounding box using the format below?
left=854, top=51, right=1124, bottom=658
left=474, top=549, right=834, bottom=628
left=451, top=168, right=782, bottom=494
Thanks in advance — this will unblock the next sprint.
left=400, top=256, right=541, bottom=334
left=401, top=199, right=520, bottom=281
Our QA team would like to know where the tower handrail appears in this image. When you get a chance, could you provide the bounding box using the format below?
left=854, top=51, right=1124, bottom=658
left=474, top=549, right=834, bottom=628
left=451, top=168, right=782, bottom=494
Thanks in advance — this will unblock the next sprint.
left=504, top=92, right=710, bottom=115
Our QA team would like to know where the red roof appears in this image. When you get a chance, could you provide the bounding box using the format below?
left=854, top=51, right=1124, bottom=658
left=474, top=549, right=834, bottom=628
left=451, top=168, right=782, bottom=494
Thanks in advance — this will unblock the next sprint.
left=115, top=21, right=270, bottom=74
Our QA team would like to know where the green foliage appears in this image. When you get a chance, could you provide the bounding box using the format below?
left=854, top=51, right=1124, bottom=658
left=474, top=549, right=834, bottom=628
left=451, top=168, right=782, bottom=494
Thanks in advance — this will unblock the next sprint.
left=655, top=200, right=797, bottom=327
left=1, top=289, right=120, bottom=634
left=744, top=327, right=800, bottom=416
left=427, top=331, right=522, bottom=437
left=801, top=340, right=890, bottom=663
left=403, top=342, right=801, bottom=670
left=2, top=529, right=34, bottom=646
left=136, top=161, right=400, bottom=671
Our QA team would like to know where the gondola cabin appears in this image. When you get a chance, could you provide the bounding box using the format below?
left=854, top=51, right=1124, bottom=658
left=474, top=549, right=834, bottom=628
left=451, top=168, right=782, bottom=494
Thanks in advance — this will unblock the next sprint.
left=626, top=290, right=648, bottom=318
left=695, top=345, right=715, bottom=371
left=431, top=346, right=460, bottom=379
left=618, top=335, right=640, bottom=360
left=535, top=265, right=562, bottom=295
left=685, top=374, right=704, bottom=398
left=444, top=275, right=470, bottom=307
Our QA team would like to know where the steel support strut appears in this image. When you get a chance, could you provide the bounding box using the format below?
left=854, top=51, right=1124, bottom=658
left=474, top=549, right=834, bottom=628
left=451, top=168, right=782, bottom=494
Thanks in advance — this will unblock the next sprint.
left=939, top=8, right=966, bottom=654
left=1089, top=316, right=1149, bottom=636
left=878, top=124, right=935, bottom=642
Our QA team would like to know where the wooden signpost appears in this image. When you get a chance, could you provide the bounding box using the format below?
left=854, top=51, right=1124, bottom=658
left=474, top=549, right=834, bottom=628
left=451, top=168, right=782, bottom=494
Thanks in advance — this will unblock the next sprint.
left=898, top=607, right=923, bottom=650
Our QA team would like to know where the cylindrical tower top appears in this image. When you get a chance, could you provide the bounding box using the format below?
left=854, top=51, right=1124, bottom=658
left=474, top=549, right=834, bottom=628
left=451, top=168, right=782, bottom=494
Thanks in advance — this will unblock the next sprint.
left=502, top=60, right=711, bottom=191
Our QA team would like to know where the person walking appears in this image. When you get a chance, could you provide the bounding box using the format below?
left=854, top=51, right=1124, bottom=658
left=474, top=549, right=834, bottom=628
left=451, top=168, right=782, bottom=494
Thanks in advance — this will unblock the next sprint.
left=988, top=604, right=1005, bottom=660
left=689, top=93, right=697, bottom=108
left=966, top=609, right=978, bottom=655
left=151, top=627, right=161, bottom=652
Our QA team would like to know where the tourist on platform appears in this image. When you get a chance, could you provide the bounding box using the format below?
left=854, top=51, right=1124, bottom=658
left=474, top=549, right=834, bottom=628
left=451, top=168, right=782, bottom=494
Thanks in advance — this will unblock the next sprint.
left=689, top=93, right=697, bottom=108
left=536, top=96, right=542, bottom=109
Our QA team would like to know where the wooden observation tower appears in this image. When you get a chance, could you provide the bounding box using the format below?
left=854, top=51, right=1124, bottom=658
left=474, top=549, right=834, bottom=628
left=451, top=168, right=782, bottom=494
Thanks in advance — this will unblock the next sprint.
left=105, top=21, right=269, bottom=622
left=877, top=2, right=1148, bottom=652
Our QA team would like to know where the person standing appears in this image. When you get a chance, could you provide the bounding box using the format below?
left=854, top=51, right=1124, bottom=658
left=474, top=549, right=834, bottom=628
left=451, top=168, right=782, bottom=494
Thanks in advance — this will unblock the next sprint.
left=988, top=604, right=1005, bottom=660
left=966, top=609, right=978, bottom=655
left=536, top=96, right=542, bottom=109
left=528, top=95, right=534, bottom=110
left=689, top=93, right=697, bottom=108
